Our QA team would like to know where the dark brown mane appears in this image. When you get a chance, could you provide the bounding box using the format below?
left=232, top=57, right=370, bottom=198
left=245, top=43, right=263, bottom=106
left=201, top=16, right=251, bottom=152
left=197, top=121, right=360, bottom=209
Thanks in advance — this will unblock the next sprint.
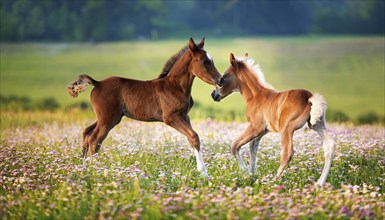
left=158, top=45, right=189, bottom=78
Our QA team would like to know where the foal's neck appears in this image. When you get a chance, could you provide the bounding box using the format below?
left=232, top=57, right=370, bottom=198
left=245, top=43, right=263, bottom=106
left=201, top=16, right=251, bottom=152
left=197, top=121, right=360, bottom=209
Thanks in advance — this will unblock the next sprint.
left=239, top=69, right=273, bottom=101
left=166, top=52, right=195, bottom=95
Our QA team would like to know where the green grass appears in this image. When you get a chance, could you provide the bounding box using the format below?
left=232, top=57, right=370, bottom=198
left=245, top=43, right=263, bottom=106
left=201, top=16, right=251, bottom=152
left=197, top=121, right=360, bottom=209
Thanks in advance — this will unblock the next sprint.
left=1, top=119, right=384, bottom=219
left=1, top=36, right=384, bottom=119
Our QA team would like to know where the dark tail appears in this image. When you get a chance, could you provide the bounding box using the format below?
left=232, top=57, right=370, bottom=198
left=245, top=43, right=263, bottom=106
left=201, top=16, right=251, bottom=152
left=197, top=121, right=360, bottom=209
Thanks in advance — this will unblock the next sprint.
left=67, top=74, right=99, bottom=98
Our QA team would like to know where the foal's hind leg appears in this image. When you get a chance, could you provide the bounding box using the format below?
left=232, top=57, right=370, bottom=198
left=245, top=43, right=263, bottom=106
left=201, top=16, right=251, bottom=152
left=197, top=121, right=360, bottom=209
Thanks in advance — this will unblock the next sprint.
left=276, top=128, right=295, bottom=177
left=87, top=125, right=113, bottom=157
left=312, top=119, right=335, bottom=186
left=86, top=116, right=122, bottom=158
left=82, top=122, right=97, bottom=158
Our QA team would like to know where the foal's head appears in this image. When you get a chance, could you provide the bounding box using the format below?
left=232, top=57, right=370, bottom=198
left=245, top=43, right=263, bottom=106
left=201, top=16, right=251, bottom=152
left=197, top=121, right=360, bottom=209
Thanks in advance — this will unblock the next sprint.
left=188, top=38, right=223, bottom=87
left=211, top=53, right=244, bottom=102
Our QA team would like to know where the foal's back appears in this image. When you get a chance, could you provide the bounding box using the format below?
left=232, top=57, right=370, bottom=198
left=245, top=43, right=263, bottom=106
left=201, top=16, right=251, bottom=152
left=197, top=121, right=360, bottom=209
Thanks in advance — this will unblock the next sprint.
left=248, top=89, right=313, bottom=132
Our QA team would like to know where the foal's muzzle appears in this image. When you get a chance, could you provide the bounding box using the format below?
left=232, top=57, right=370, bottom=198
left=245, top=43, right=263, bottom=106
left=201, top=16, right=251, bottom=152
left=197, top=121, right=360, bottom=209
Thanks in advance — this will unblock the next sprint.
left=211, top=90, right=221, bottom=102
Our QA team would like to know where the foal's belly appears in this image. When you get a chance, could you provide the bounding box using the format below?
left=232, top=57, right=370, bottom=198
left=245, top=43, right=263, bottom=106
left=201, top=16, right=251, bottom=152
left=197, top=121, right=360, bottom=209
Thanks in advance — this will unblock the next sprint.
left=122, top=103, right=163, bottom=122
left=123, top=109, right=163, bottom=122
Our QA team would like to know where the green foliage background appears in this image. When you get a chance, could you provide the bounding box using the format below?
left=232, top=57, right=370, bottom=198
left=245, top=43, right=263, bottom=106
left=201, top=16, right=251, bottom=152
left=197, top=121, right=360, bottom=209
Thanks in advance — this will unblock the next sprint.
left=1, top=0, right=384, bottom=41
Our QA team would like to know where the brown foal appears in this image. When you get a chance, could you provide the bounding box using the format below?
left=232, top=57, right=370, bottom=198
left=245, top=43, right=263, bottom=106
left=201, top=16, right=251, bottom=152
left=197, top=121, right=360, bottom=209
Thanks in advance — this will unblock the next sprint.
left=211, top=53, right=335, bottom=186
left=67, top=38, right=222, bottom=176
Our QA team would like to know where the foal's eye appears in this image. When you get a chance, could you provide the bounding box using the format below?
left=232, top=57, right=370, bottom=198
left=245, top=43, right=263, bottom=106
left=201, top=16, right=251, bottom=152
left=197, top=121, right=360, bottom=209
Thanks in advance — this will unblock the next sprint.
left=219, top=77, right=224, bottom=85
left=202, top=60, right=210, bottom=65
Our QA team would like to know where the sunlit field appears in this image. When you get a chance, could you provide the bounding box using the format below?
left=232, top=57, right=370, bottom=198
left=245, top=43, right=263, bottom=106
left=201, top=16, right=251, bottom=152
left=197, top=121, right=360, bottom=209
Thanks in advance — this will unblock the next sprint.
left=1, top=37, right=384, bottom=219
left=1, top=120, right=384, bottom=219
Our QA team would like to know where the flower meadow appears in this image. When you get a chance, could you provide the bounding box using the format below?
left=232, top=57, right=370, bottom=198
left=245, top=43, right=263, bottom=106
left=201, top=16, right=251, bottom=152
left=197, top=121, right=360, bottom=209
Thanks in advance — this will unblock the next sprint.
left=1, top=120, right=384, bottom=219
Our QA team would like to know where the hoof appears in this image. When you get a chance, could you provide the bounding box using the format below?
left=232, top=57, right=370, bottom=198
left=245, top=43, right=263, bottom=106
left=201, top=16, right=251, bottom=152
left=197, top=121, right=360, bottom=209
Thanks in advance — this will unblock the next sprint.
left=316, top=179, right=325, bottom=187
left=199, top=168, right=209, bottom=177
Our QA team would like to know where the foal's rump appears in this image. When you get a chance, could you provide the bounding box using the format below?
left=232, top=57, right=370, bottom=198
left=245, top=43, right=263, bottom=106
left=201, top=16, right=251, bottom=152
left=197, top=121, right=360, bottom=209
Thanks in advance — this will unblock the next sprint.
left=282, top=89, right=327, bottom=128
left=280, top=89, right=327, bottom=128
left=273, top=89, right=312, bottom=130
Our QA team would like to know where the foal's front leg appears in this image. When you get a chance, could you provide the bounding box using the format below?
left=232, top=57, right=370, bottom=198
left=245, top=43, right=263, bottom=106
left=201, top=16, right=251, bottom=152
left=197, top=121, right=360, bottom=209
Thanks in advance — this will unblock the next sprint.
left=231, top=125, right=260, bottom=173
left=248, top=133, right=266, bottom=174
left=165, top=115, right=208, bottom=177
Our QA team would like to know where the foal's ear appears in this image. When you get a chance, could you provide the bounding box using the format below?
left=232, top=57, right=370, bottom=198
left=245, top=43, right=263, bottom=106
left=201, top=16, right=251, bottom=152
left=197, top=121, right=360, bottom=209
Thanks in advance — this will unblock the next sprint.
left=189, top=37, right=199, bottom=52
left=197, top=37, right=205, bottom=49
left=244, top=53, right=248, bottom=59
left=230, top=53, right=237, bottom=67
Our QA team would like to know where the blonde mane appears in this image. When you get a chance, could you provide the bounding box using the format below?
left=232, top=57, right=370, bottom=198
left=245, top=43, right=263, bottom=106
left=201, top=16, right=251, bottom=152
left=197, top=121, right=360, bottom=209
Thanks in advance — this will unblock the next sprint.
left=237, top=56, right=275, bottom=90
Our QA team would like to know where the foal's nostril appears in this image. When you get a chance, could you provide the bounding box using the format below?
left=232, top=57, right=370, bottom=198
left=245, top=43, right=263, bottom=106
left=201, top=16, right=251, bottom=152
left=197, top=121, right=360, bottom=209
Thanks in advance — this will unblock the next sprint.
left=211, top=90, right=216, bottom=99
left=211, top=90, right=220, bottom=102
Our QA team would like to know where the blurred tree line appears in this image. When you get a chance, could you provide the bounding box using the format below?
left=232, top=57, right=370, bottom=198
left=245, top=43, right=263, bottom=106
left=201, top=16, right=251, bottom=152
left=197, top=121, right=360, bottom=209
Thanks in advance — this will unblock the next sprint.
left=1, top=0, right=384, bottom=42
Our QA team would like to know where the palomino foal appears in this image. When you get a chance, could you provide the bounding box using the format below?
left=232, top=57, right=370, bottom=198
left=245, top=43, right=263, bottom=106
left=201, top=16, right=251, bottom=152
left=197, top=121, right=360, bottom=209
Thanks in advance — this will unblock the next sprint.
left=68, top=38, right=222, bottom=176
left=211, top=53, right=335, bottom=186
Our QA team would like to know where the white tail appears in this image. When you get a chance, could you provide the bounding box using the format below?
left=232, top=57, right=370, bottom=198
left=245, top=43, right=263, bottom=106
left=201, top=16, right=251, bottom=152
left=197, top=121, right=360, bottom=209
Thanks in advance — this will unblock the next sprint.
left=309, top=93, right=327, bottom=126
